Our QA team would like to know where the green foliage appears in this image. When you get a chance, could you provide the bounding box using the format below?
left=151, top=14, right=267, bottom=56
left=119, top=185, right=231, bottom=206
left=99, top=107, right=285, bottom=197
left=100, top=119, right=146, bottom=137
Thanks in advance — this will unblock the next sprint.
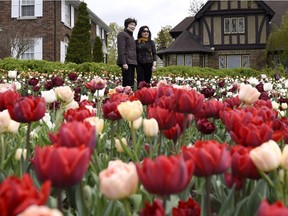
left=154, top=25, right=173, bottom=50
left=266, top=12, right=288, bottom=68
left=92, top=36, right=104, bottom=63
left=65, top=2, right=92, bottom=64
left=107, top=22, right=123, bottom=64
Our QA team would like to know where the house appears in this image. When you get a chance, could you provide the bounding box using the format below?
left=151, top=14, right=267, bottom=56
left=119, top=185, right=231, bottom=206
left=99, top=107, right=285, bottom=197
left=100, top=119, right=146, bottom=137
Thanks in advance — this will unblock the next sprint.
left=157, top=0, right=288, bottom=69
left=0, top=0, right=110, bottom=63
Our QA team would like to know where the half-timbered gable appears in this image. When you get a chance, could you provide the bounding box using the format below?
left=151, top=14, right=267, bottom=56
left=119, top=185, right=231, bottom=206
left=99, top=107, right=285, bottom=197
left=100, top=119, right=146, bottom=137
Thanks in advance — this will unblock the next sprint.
left=158, top=0, right=288, bottom=70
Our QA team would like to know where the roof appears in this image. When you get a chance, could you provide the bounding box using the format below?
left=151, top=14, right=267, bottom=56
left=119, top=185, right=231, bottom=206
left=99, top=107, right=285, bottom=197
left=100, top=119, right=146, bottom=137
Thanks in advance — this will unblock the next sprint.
left=69, top=0, right=110, bottom=32
left=170, top=17, right=195, bottom=36
left=263, top=0, right=288, bottom=27
left=157, top=31, right=214, bottom=58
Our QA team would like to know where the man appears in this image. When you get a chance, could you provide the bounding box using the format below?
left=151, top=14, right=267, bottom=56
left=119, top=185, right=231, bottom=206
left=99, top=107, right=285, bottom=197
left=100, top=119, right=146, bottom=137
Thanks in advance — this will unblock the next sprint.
left=117, top=18, right=137, bottom=88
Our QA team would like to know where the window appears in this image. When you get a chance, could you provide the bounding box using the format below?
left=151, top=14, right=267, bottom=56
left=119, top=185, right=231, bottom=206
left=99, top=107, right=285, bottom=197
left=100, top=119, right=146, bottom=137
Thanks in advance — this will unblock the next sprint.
left=60, top=36, right=70, bottom=63
left=19, top=38, right=42, bottom=60
left=61, top=0, right=74, bottom=27
left=185, top=54, right=192, bottom=66
left=219, top=55, right=250, bottom=69
left=177, top=55, right=184, bottom=66
left=11, top=0, right=42, bottom=18
left=224, top=17, right=245, bottom=34
left=65, top=3, right=71, bottom=26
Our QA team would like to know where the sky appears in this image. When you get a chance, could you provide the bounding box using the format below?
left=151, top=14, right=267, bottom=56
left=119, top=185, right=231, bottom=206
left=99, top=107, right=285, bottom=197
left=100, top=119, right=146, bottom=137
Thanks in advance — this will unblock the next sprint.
left=84, top=0, right=196, bottom=39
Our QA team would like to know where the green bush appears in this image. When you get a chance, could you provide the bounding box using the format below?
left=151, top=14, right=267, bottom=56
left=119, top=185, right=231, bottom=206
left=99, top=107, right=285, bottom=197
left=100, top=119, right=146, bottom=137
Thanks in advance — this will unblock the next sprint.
left=0, top=57, right=285, bottom=79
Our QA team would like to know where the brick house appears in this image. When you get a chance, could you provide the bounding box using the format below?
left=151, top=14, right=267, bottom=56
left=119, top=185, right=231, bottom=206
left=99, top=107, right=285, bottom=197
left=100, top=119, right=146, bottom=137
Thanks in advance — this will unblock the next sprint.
left=157, top=0, right=288, bottom=69
left=0, top=0, right=110, bottom=62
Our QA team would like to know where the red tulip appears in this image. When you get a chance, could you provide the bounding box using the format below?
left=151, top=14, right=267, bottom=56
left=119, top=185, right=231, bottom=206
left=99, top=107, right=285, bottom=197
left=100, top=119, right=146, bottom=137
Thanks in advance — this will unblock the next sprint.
left=163, top=124, right=182, bottom=144
left=172, top=198, right=201, bottom=216
left=49, top=121, right=96, bottom=151
left=196, top=118, right=216, bottom=135
left=7, top=96, right=46, bottom=123
left=230, top=146, right=260, bottom=179
left=136, top=155, right=194, bottom=196
left=195, top=99, right=224, bottom=119
left=102, top=93, right=129, bottom=120
left=0, top=89, right=21, bottom=111
left=133, top=87, right=158, bottom=105
left=139, top=200, right=165, bottom=216
left=31, top=146, right=90, bottom=188
left=147, top=105, right=176, bottom=130
left=170, top=88, right=204, bottom=114
left=224, top=173, right=245, bottom=191
left=182, top=140, right=231, bottom=177
left=0, top=174, right=50, bottom=216
left=257, top=199, right=288, bottom=216
left=64, top=107, right=95, bottom=122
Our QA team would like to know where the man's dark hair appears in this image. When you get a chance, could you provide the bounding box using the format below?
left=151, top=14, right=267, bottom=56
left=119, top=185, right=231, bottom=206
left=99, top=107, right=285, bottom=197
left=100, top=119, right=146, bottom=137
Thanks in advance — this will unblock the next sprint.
left=124, top=18, right=137, bottom=28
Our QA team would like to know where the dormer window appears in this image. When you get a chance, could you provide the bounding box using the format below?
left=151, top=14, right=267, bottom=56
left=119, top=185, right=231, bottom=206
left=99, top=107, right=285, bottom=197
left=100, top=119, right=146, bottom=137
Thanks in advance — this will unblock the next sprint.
left=224, top=17, right=245, bottom=34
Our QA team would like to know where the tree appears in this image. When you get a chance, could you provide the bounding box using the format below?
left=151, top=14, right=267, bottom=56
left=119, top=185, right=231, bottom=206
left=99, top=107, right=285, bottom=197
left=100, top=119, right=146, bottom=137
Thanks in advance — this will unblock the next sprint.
left=0, top=23, right=35, bottom=59
left=154, top=25, right=173, bottom=51
left=92, top=36, right=104, bottom=62
left=65, top=2, right=91, bottom=64
left=107, top=22, right=123, bottom=64
left=189, top=0, right=207, bottom=16
left=267, top=12, right=288, bottom=68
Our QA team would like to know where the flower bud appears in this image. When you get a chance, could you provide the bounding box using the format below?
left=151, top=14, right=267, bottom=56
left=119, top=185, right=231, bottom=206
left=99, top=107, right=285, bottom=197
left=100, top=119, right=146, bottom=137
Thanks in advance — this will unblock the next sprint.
left=117, top=100, right=143, bottom=121
left=143, top=118, right=159, bottom=137
left=115, top=137, right=128, bottom=153
left=129, top=117, right=143, bottom=130
left=15, top=148, right=27, bottom=161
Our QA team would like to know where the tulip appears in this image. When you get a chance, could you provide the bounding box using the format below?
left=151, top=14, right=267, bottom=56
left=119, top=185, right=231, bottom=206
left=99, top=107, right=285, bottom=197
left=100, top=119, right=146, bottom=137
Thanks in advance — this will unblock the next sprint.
left=182, top=140, right=231, bottom=177
left=49, top=121, right=96, bottom=151
left=31, top=146, right=90, bottom=188
left=139, top=200, right=165, bottom=216
left=263, top=83, right=273, bottom=92
left=0, top=110, right=20, bottom=133
left=133, top=87, right=158, bottom=105
left=136, top=155, right=194, bottom=196
left=84, top=116, right=104, bottom=135
left=54, top=86, right=74, bottom=103
left=250, top=140, right=282, bottom=172
left=281, top=145, right=288, bottom=170
left=99, top=160, right=139, bottom=200
left=7, top=96, right=46, bottom=123
left=8, top=70, right=17, bottom=79
left=170, top=88, right=204, bottom=114
left=41, top=89, right=57, bottom=103
left=85, top=77, right=107, bottom=92
left=257, top=199, right=288, bottom=216
left=15, top=148, right=27, bottom=161
left=147, top=105, right=176, bottom=130
left=172, top=198, right=201, bottom=216
left=143, top=118, right=159, bottom=137
left=0, top=174, right=51, bottom=216
left=64, top=107, right=95, bottom=122
left=18, top=205, right=63, bottom=216
left=238, top=83, right=260, bottom=105
left=115, top=137, right=128, bottom=153
left=224, top=173, right=245, bottom=191
left=230, top=145, right=260, bottom=179
left=0, top=85, right=20, bottom=111
left=102, top=93, right=129, bottom=120
left=129, top=117, right=143, bottom=130
left=117, top=100, right=143, bottom=122
left=196, top=118, right=216, bottom=135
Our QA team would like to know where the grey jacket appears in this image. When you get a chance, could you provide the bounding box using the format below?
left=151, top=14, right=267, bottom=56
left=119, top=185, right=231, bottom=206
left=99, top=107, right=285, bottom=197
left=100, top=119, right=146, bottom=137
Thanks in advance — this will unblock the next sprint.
left=117, top=30, right=137, bottom=66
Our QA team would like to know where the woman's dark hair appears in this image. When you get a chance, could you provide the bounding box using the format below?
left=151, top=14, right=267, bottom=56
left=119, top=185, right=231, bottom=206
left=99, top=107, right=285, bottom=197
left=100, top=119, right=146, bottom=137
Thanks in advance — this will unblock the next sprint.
left=137, top=26, right=152, bottom=40
left=124, top=18, right=137, bottom=28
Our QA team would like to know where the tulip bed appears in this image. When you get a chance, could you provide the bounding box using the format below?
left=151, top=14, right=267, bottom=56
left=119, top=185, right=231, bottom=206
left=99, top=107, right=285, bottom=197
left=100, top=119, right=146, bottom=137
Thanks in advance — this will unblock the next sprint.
left=1, top=69, right=288, bottom=216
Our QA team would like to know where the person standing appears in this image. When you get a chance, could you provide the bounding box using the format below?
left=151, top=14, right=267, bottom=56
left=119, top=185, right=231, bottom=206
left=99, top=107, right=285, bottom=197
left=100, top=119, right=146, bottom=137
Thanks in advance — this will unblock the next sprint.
left=135, top=26, right=157, bottom=87
left=117, top=18, right=137, bottom=88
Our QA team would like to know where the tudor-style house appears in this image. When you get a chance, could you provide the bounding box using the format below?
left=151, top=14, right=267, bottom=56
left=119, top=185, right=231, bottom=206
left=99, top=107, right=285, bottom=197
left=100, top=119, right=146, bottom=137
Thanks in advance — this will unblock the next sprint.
left=0, top=0, right=109, bottom=62
left=157, top=0, right=288, bottom=69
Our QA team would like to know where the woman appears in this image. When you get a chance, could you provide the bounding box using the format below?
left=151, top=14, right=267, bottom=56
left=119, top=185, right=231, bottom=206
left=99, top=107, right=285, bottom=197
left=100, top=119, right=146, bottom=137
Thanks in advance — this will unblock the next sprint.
left=135, top=26, right=157, bottom=87
left=117, top=18, right=137, bottom=88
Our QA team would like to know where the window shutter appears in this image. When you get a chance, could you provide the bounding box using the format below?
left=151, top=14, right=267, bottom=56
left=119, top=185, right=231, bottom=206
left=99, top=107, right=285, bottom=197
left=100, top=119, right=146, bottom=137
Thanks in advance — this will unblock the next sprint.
left=34, top=38, right=43, bottom=60
left=35, top=0, right=43, bottom=17
left=11, top=0, right=19, bottom=18
left=60, top=41, right=66, bottom=63
left=61, top=0, right=65, bottom=23
left=71, top=6, right=75, bottom=28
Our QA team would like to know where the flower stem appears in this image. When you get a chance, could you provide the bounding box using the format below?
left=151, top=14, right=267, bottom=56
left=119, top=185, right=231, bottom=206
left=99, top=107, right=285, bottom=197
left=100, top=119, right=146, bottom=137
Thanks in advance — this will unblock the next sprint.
left=110, top=121, right=115, bottom=159
left=26, top=123, right=31, bottom=157
left=201, top=176, right=211, bottom=216
left=122, top=198, right=132, bottom=216
left=1, top=136, right=5, bottom=168
left=57, top=188, right=63, bottom=212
